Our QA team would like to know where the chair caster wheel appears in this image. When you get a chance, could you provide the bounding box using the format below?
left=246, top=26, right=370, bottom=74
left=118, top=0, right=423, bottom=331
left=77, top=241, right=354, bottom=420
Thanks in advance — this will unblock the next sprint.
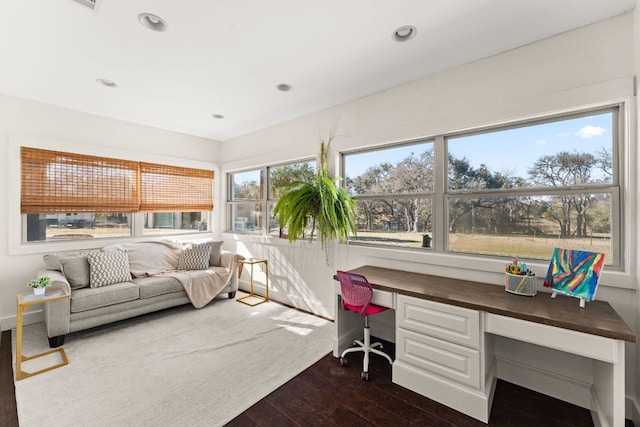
left=339, top=357, right=347, bottom=367
left=361, top=371, right=369, bottom=381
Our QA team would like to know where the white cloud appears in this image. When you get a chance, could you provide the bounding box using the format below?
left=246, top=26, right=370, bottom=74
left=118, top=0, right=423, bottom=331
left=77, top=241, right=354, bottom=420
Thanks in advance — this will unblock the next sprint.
left=575, top=125, right=606, bottom=139
left=556, top=132, right=571, bottom=138
left=535, top=139, right=547, bottom=145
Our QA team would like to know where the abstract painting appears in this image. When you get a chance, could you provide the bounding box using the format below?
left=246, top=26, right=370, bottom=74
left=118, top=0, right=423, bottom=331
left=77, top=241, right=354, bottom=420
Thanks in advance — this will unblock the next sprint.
left=543, top=248, right=605, bottom=306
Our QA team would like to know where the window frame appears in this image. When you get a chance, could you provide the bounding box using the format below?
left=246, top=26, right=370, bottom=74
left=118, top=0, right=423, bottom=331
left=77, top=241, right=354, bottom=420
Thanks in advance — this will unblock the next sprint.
left=340, top=104, right=624, bottom=268
left=226, top=158, right=317, bottom=235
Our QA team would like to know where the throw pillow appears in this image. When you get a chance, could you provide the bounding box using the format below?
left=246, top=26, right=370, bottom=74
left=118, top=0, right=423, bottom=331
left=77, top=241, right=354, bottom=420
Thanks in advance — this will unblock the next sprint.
left=88, top=250, right=132, bottom=288
left=43, top=250, right=84, bottom=271
left=209, top=241, right=224, bottom=266
left=58, top=254, right=91, bottom=289
left=178, top=241, right=212, bottom=270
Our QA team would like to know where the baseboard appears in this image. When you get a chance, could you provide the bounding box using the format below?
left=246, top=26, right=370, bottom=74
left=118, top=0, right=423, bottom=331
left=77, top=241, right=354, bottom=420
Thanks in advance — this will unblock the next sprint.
left=1, top=309, right=44, bottom=331
left=495, top=355, right=592, bottom=409
left=629, top=395, right=640, bottom=426
left=393, top=360, right=491, bottom=423
left=333, top=324, right=361, bottom=357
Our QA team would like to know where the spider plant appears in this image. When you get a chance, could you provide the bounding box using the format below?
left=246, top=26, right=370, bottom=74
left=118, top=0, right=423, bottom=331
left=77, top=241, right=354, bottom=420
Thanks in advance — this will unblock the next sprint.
left=273, top=140, right=356, bottom=250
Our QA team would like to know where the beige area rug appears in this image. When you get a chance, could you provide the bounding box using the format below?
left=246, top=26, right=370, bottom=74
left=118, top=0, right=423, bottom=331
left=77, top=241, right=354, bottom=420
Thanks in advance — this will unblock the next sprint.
left=13, top=294, right=334, bottom=426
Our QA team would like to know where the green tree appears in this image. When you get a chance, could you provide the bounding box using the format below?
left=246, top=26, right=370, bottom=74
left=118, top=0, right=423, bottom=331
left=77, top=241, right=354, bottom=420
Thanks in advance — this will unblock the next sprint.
left=270, top=163, right=315, bottom=198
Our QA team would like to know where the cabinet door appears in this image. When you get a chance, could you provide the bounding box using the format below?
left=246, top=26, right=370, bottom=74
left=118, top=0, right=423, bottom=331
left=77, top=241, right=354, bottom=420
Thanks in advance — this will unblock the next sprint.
left=397, top=294, right=480, bottom=349
left=396, top=328, right=481, bottom=389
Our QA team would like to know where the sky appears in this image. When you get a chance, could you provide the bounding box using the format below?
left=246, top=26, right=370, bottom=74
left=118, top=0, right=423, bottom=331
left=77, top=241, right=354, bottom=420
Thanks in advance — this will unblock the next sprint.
left=344, top=112, right=612, bottom=180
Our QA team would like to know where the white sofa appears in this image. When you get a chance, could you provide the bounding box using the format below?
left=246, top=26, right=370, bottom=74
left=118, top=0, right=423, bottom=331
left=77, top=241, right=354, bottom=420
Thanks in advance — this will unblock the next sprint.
left=38, top=240, right=243, bottom=347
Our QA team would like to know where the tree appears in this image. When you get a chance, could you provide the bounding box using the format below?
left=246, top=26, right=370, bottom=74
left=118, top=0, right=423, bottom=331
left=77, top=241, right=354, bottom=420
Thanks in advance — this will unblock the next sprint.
left=347, top=164, right=392, bottom=231
left=270, top=163, right=315, bottom=198
left=528, top=151, right=597, bottom=237
left=388, top=150, right=433, bottom=232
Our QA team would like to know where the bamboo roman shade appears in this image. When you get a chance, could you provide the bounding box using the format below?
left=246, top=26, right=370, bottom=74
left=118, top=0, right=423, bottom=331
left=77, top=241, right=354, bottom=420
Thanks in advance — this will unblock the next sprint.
left=21, top=148, right=139, bottom=214
left=21, top=148, right=214, bottom=214
left=140, top=162, right=214, bottom=212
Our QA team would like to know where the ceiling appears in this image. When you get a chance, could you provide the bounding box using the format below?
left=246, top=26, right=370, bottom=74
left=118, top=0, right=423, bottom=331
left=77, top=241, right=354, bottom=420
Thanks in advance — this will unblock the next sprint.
left=0, top=0, right=635, bottom=141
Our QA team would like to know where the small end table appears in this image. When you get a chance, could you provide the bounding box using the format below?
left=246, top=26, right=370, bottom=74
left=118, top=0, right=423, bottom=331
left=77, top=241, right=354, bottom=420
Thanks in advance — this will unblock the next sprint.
left=237, top=258, right=269, bottom=306
left=16, top=287, right=70, bottom=380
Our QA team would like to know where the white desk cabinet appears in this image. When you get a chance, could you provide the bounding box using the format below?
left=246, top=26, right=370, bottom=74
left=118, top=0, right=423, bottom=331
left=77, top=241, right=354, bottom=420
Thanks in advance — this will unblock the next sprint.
left=334, top=266, right=636, bottom=427
left=394, top=295, right=492, bottom=422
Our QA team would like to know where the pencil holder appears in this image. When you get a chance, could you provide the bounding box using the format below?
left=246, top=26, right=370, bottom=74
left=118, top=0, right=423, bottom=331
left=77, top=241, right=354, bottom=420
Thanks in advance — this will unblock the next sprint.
left=504, top=273, right=537, bottom=296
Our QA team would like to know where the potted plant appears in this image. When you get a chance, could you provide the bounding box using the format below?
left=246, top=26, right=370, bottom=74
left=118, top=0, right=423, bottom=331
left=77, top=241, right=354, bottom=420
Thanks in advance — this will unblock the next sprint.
left=28, top=276, right=52, bottom=296
left=273, top=138, right=357, bottom=259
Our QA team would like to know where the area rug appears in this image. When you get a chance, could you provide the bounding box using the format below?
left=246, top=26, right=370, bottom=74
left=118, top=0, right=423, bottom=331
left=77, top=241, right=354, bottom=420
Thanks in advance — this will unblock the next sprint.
left=12, top=295, right=334, bottom=426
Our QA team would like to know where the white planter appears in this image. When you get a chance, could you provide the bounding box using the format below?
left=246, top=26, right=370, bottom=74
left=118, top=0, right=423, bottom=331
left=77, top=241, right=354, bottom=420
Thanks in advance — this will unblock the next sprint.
left=33, top=287, right=46, bottom=296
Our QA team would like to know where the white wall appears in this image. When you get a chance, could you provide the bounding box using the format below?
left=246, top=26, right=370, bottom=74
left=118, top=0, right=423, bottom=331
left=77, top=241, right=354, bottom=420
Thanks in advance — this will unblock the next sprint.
left=221, top=13, right=639, bottom=415
left=0, top=94, right=222, bottom=329
left=634, top=5, right=640, bottom=425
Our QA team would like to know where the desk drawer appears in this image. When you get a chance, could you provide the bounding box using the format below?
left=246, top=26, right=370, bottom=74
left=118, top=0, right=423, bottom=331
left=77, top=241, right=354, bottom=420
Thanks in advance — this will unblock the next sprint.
left=485, top=313, right=620, bottom=363
left=396, top=328, right=481, bottom=389
left=397, top=295, right=480, bottom=348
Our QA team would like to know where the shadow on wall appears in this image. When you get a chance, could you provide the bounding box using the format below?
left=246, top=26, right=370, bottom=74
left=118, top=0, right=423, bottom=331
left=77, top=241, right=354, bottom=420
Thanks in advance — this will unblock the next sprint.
left=234, top=239, right=337, bottom=318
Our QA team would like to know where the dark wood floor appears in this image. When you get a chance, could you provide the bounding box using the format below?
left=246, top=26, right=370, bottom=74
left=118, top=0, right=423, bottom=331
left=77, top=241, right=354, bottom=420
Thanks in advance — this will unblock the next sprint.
left=227, top=341, right=596, bottom=427
left=0, top=329, right=625, bottom=426
left=1, top=331, right=19, bottom=427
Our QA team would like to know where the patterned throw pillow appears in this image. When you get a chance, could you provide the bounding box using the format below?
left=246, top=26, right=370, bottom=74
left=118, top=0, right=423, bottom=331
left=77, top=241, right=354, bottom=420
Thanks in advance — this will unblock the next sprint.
left=88, top=251, right=132, bottom=288
left=178, top=241, right=212, bottom=270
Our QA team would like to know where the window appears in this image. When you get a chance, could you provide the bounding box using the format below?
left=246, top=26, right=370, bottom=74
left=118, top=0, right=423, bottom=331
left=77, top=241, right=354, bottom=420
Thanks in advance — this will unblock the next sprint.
left=343, top=141, right=434, bottom=247
left=446, top=109, right=616, bottom=264
left=343, top=106, right=621, bottom=266
left=21, top=148, right=214, bottom=242
left=227, top=160, right=316, bottom=235
left=228, top=169, right=263, bottom=233
left=142, top=211, right=210, bottom=235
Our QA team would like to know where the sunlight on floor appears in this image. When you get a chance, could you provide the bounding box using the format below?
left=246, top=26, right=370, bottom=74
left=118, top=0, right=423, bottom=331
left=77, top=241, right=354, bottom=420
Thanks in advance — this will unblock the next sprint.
left=271, top=310, right=328, bottom=327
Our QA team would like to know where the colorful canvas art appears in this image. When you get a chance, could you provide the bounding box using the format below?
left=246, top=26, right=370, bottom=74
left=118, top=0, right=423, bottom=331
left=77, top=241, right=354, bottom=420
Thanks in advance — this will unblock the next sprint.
left=543, top=248, right=605, bottom=307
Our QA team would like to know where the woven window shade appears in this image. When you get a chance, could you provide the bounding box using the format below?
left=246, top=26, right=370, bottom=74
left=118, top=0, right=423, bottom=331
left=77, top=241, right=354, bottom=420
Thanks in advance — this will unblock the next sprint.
left=21, top=147, right=140, bottom=214
left=139, top=162, right=214, bottom=212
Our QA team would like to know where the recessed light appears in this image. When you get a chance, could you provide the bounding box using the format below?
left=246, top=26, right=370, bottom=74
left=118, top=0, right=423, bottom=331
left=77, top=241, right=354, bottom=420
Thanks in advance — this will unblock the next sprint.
left=277, top=83, right=292, bottom=92
left=138, top=13, right=168, bottom=32
left=392, top=25, right=417, bottom=42
left=212, top=114, right=224, bottom=119
left=96, top=78, right=117, bottom=87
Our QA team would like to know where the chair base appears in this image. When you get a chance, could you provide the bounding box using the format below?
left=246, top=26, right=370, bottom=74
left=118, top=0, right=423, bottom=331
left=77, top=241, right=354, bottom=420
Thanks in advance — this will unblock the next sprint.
left=340, top=324, right=393, bottom=380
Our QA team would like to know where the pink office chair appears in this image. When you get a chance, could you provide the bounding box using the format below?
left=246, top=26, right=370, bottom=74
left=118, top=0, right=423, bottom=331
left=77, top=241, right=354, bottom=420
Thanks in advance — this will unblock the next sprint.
left=337, top=270, right=393, bottom=381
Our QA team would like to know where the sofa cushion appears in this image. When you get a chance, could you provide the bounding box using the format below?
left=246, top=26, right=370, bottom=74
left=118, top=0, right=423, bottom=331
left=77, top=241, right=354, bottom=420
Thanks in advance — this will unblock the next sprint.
left=178, top=241, right=211, bottom=270
left=133, top=276, right=184, bottom=299
left=88, top=251, right=132, bottom=288
left=209, top=241, right=224, bottom=266
left=71, top=282, right=139, bottom=313
left=43, top=251, right=87, bottom=271
left=104, top=241, right=181, bottom=278
left=58, top=254, right=91, bottom=289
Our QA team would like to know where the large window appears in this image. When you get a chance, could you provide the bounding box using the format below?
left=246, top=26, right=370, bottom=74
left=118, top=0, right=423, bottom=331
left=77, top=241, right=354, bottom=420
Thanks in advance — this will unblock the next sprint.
left=343, top=141, right=434, bottom=247
left=227, top=160, right=315, bottom=235
left=343, top=106, right=621, bottom=266
left=22, top=148, right=214, bottom=242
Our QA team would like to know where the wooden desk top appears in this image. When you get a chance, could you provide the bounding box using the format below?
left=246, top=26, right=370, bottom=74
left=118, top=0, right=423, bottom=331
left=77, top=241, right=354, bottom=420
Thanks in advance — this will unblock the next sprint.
left=347, top=266, right=636, bottom=343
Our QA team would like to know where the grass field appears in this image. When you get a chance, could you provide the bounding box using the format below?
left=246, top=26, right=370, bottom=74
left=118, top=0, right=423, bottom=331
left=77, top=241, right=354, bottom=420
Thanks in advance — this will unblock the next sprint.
left=351, top=231, right=611, bottom=263
left=46, top=226, right=611, bottom=264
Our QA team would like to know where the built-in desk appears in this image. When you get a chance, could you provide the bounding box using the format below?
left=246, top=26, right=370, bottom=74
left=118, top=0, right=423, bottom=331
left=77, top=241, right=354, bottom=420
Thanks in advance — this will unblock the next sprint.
left=333, top=266, right=636, bottom=426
